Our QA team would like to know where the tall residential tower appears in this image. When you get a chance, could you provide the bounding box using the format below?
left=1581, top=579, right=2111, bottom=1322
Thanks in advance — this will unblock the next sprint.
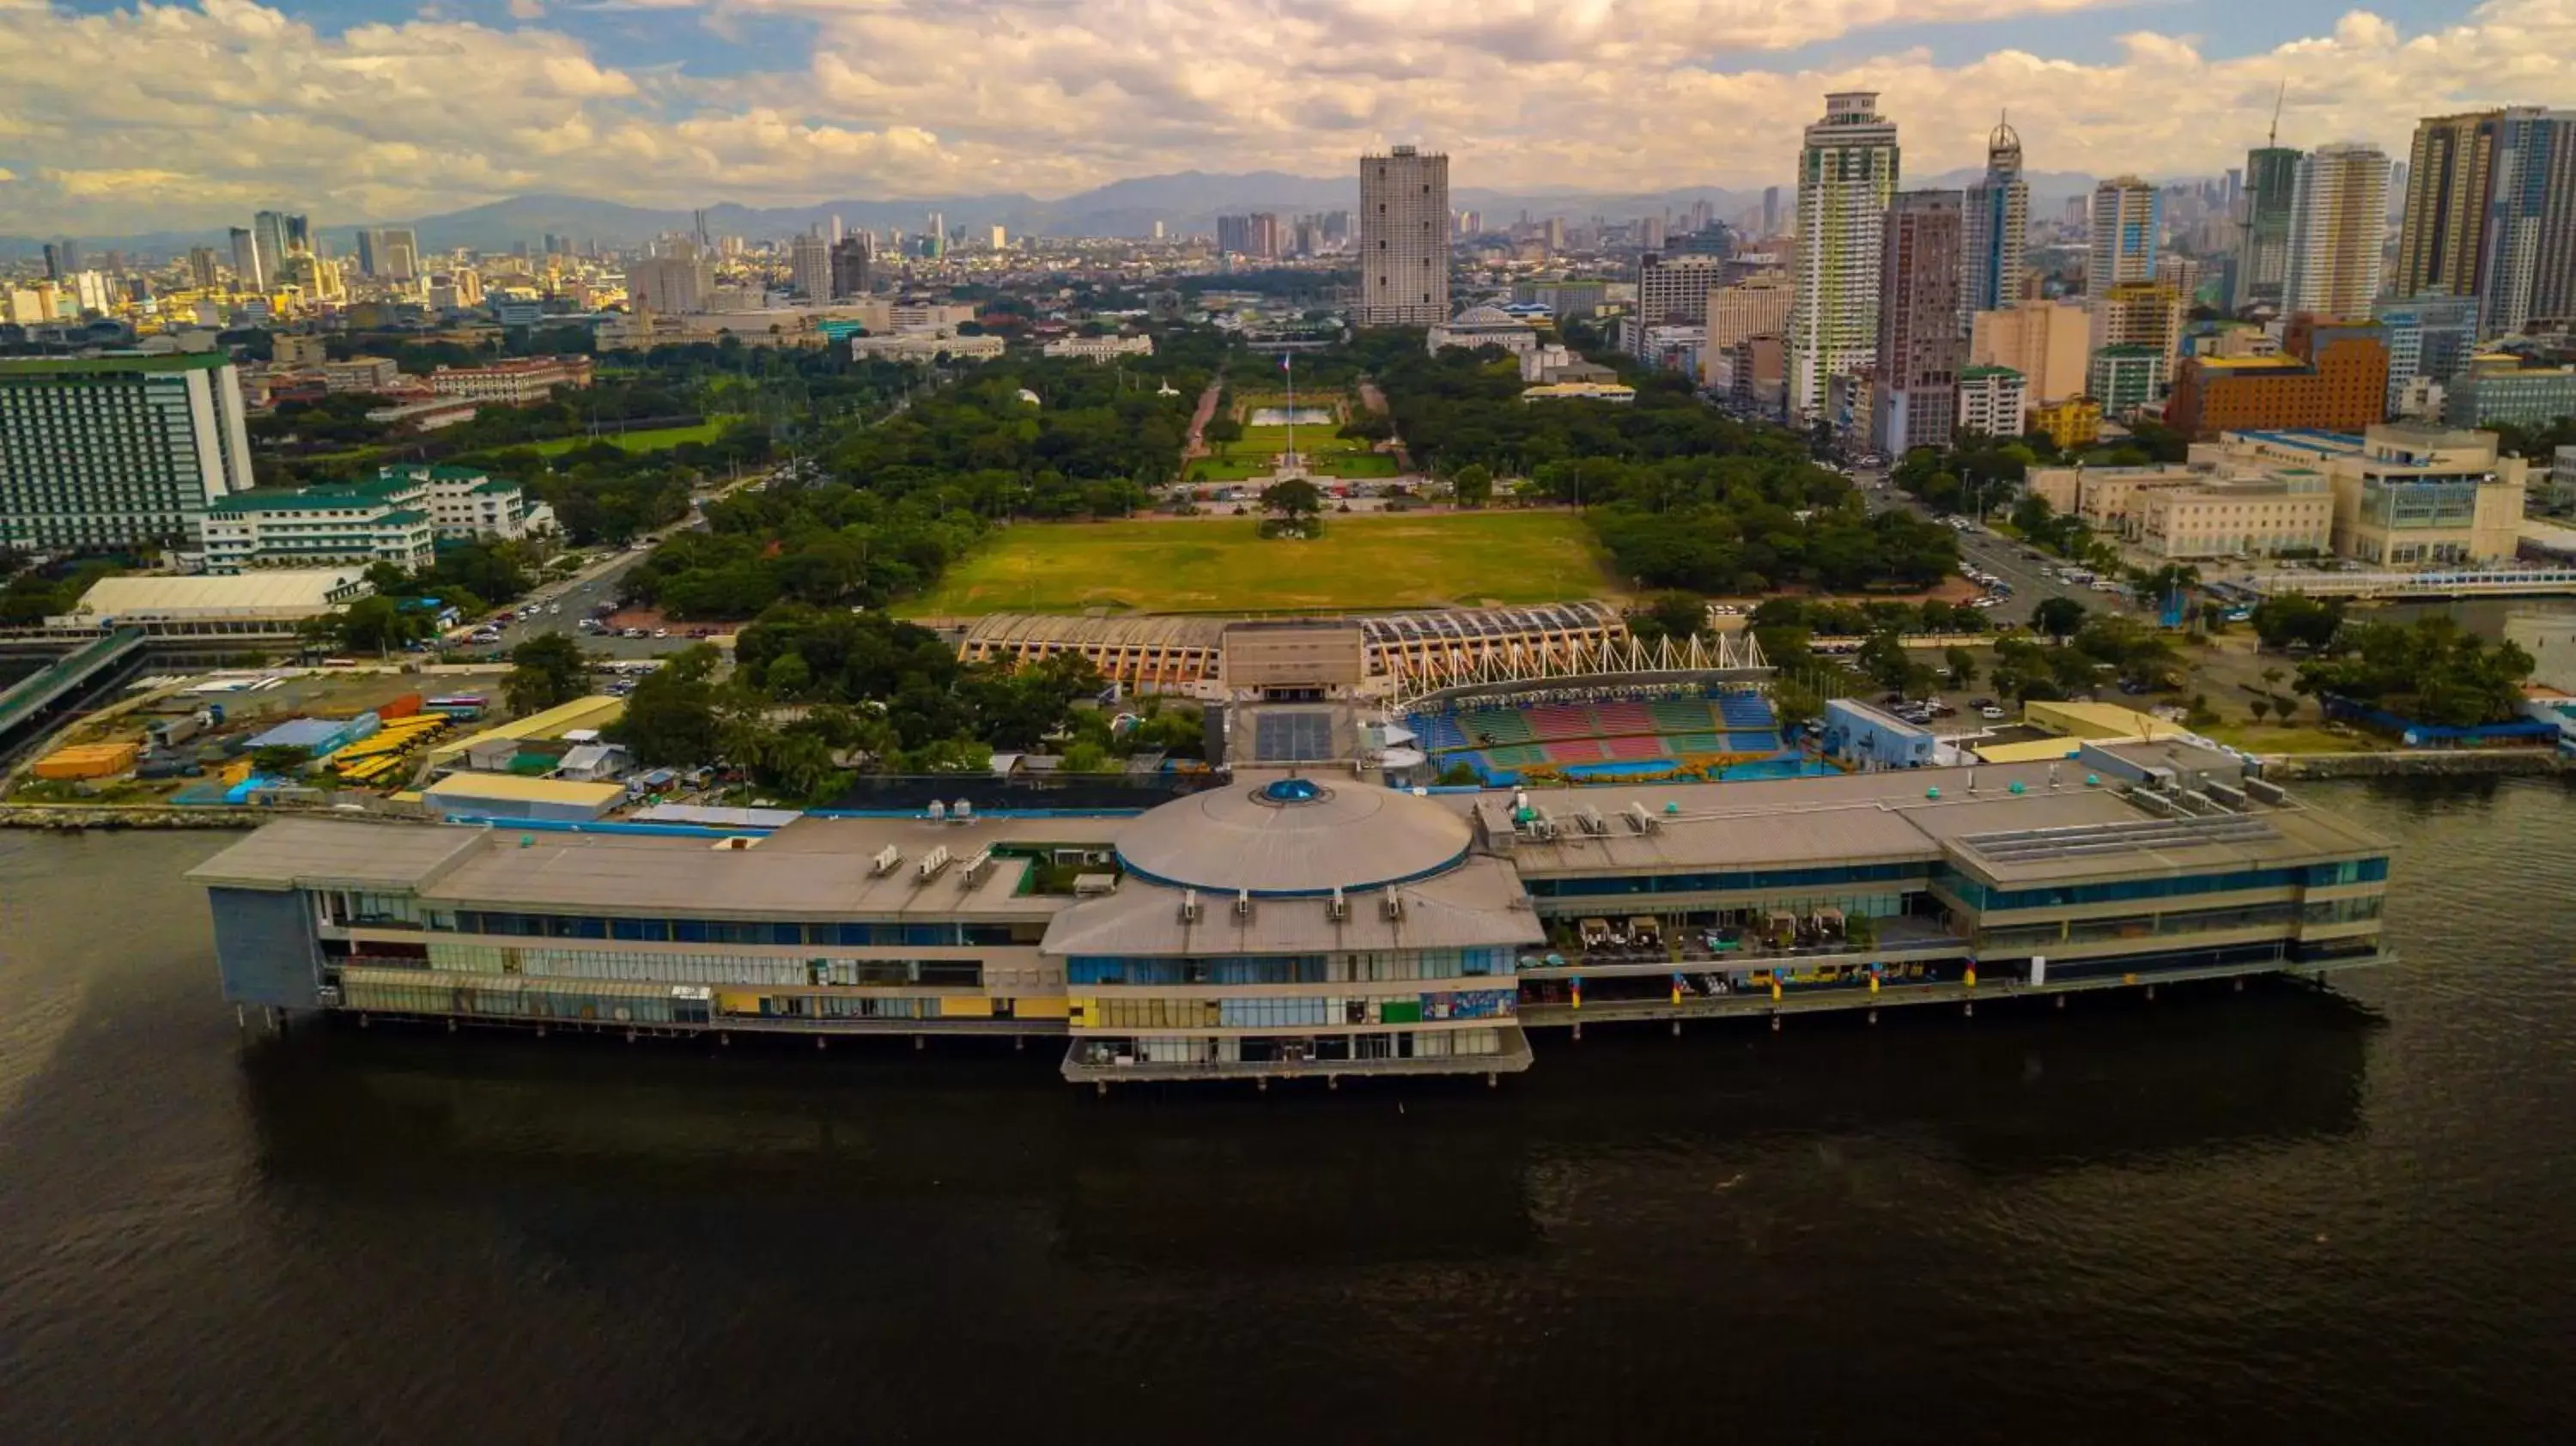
left=2284, top=143, right=2391, bottom=319
left=1787, top=91, right=1901, bottom=422
left=1358, top=146, right=1451, bottom=325
left=1869, top=191, right=1965, bottom=456
left=1960, top=117, right=2029, bottom=322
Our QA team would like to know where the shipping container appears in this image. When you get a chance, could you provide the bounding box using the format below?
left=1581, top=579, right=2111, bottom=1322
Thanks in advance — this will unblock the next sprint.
left=378, top=692, right=424, bottom=720
left=33, top=741, right=138, bottom=781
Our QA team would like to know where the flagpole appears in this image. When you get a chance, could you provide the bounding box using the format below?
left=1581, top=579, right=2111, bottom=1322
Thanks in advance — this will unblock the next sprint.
left=1283, top=352, right=1296, bottom=477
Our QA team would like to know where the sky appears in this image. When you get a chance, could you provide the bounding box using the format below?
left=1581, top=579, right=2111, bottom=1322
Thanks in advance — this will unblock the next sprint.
left=2, top=0, right=2573, bottom=234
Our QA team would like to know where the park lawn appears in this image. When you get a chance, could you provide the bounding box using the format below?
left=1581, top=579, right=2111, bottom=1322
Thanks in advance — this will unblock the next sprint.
left=1182, top=452, right=1406, bottom=483
left=897, top=510, right=1615, bottom=616
left=1231, top=424, right=1370, bottom=453
left=529, top=421, right=726, bottom=457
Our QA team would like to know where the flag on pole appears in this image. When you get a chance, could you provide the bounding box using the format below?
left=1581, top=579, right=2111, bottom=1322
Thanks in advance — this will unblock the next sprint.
left=1280, top=353, right=1292, bottom=373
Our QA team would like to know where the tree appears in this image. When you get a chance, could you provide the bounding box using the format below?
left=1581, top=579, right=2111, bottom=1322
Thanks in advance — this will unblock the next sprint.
left=1771, top=681, right=1825, bottom=732
left=1202, top=415, right=1244, bottom=453
left=1631, top=590, right=1709, bottom=644
left=249, top=744, right=312, bottom=775
left=338, top=595, right=424, bottom=654
left=2033, top=596, right=2088, bottom=642
left=1259, top=477, right=1325, bottom=538
left=2249, top=698, right=2273, bottom=725
left=2251, top=594, right=2346, bottom=652
left=1451, top=462, right=1494, bottom=507
left=505, top=634, right=588, bottom=715
left=1436, top=761, right=1481, bottom=786
left=611, top=644, right=722, bottom=767
left=1943, top=646, right=1978, bottom=690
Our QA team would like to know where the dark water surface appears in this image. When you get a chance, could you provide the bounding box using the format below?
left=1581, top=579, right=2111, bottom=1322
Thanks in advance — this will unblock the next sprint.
left=4, top=780, right=2575, bottom=1443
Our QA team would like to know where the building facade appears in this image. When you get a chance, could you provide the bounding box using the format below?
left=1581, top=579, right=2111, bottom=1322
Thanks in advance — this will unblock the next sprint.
left=1970, top=298, right=2088, bottom=404
left=2439, top=355, right=2576, bottom=429
left=2166, top=319, right=2389, bottom=439
left=2214, top=423, right=2528, bottom=565
left=200, top=475, right=438, bottom=574
left=1960, top=118, right=2030, bottom=322
left=1956, top=365, right=2026, bottom=438
left=191, top=744, right=2395, bottom=1087
left=2375, top=292, right=2481, bottom=416
left=426, top=356, right=594, bottom=404
left=0, top=353, right=256, bottom=552
left=789, top=234, right=829, bottom=301
left=1634, top=253, right=1726, bottom=357
left=2088, top=177, right=2160, bottom=298
left=2087, top=345, right=2166, bottom=419
left=2283, top=143, right=2392, bottom=320
left=2134, top=475, right=2336, bottom=560
left=1357, top=147, right=1451, bottom=325
left=1788, top=91, right=1901, bottom=422
left=2234, top=146, right=2303, bottom=312
left=2093, top=280, right=2186, bottom=371
left=2397, top=112, right=2498, bottom=304
left=1869, top=190, right=1965, bottom=456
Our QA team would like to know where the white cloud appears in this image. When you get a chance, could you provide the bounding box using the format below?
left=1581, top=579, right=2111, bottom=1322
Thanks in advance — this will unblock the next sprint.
left=2, top=0, right=2575, bottom=232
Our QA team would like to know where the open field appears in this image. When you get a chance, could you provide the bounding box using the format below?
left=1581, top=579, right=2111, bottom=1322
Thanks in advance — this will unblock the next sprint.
left=1185, top=452, right=1400, bottom=482
left=1230, top=423, right=1368, bottom=453
left=898, top=510, right=1615, bottom=616
left=530, top=421, right=726, bottom=457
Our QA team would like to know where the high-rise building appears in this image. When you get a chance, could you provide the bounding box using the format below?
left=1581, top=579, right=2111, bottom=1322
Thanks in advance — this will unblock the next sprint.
left=1634, top=252, right=1727, bottom=355
left=1761, top=186, right=1780, bottom=238
left=42, top=240, right=79, bottom=282
left=228, top=228, right=264, bottom=289
left=1960, top=118, right=2029, bottom=324
left=2235, top=145, right=2303, bottom=311
left=186, top=246, right=221, bottom=291
left=789, top=233, right=830, bottom=301
left=1217, top=215, right=1251, bottom=255
left=252, top=211, right=295, bottom=283
left=375, top=228, right=420, bottom=283
left=1787, top=91, right=1901, bottom=421
left=0, top=353, right=257, bottom=551
left=2377, top=291, right=2482, bottom=414
left=355, top=229, right=379, bottom=278
left=2087, top=175, right=2160, bottom=350
left=628, top=250, right=709, bottom=314
left=829, top=236, right=872, bottom=301
left=925, top=211, right=946, bottom=258
left=1869, top=191, right=1965, bottom=456
left=1358, top=145, right=1451, bottom=325
left=1247, top=213, right=1282, bottom=261
left=2395, top=111, right=2499, bottom=305
left=2094, top=281, right=2186, bottom=373
left=2283, top=143, right=2391, bottom=319
left=1707, top=273, right=1794, bottom=351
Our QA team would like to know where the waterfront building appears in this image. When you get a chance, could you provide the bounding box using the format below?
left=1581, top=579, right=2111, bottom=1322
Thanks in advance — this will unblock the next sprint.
left=1956, top=365, right=2026, bottom=438
left=2283, top=143, right=2391, bottom=320
left=2166, top=318, right=2388, bottom=440
left=46, top=568, right=372, bottom=642
left=192, top=737, right=2396, bottom=1087
left=0, top=353, right=256, bottom=552
left=1960, top=118, right=2029, bottom=323
left=2235, top=145, right=2302, bottom=313
left=1869, top=190, right=1965, bottom=456
left=1970, top=298, right=2088, bottom=404
left=1358, top=146, right=1450, bottom=325
left=2208, top=422, right=2526, bottom=565
left=1788, top=91, right=1900, bottom=422
left=2439, top=355, right=2576, bottom=430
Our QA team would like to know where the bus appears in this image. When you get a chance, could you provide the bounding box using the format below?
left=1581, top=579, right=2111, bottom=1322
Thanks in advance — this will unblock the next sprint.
left=424, top=694, right=489, bottom=720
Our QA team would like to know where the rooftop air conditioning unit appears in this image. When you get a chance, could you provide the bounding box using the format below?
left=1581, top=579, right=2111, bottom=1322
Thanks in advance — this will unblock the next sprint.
left=916, top=844, right=952, bottom=881
left=1328, top=886, right=1348, bottom=921
left=960, top=846, right=994, bottom=885
left=1179, top=888, right=1200, bottom=924
left=870, top=844, right=902, bottom=876
left=1381, top=888, right=1404, bottom=920
left=1625, top=802, right=1659, bottom=834
left=1234, top=888, right=1253, bottom=919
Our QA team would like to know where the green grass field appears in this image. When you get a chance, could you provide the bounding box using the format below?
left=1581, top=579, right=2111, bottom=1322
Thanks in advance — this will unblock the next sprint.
left=1230, top=423, right=1368, bottom=453
left=530, top=421, right=726, bottom=458
left=898, top=510, right=1613, bottom=616
left=1183, top=453, right=1400, bottom=482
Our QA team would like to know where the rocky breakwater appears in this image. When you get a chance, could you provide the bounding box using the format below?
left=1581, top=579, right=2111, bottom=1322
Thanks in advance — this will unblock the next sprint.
left=2263, top=750, right=2570, bottom=781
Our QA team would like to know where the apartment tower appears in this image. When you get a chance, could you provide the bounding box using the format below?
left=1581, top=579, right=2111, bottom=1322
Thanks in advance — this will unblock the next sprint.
left=1869, top=190, right=1965, bottom=456
left=2284, top=143, right=2391, bottom=319
left=1788, top=91, right=1901, bottom=422
left=1358, top=146, right=1451, bottom=325
left=1960, top=117, right=2030, bottom=321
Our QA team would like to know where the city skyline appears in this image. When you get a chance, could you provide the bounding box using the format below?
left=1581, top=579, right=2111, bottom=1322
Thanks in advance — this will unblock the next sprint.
left=0, top=1, right=2572, bottom=234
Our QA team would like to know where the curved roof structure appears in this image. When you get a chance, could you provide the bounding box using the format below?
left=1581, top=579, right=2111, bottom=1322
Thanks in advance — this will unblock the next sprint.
left=1114, top=776, right=1472, bottom=897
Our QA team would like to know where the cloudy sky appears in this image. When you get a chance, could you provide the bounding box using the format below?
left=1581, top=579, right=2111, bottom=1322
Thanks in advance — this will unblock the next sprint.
left=2, top=0, right=2572, bottom=233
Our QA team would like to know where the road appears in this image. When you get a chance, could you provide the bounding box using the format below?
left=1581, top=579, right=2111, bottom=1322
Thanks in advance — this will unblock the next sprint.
left=1856, top=468, right=2133, bottom=629
left=459, top=465, right=783, bottom=663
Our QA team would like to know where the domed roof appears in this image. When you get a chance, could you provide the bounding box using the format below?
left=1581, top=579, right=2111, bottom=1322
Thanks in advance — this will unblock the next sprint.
left=1115, top=778, right=1472, bottom=898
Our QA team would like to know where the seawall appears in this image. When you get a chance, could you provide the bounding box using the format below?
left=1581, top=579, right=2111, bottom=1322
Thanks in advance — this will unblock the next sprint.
left=2263, top=750, right=2571, bottom=781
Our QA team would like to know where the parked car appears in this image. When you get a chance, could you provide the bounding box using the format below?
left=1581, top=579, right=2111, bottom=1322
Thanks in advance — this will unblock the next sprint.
left=1980, top=705, right=2008, bottom=720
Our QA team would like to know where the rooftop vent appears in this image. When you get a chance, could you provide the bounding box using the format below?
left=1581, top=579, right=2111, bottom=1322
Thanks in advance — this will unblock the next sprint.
left=1381, top=888, right=1404, bottom=920
left=916, top=844, right=952, bottom=881
left=1234, top=887, right=1254, bottom=920
left=1180, top=888, right=1200, bottom=924
left=2244, top=776, right=2288, bottom=806
left=870, top=844, right=902, bottom=876
left=1328, top=885, right=1348, bottom=921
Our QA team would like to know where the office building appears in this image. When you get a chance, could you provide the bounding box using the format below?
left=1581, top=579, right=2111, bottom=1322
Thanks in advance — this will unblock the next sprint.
left=187, top=246, right=221, bottom=291
left=789, top=233, right=829, bottom=301
left=627, top=251, right=710, bottom=314
left=1762, top=186, right=1780, bottom=238
left=2235, top=145, right=2302, bottom=311
left=355, top=229, right=380, bottom=278
left=1869, top=191, right=1965, bottom=456
left=1956, top=365, right=2027, bottom=438
left=2166, top=318, right=2389, bottom=439
left=2398, top=108, right=2576, bottom=336
left=829, top=236, right=872, bottom=300
left=1788, top=91, right=1901, bottom=421
left=1358, top=146, right=1451, bottom=325
left=2283, top=143, right=2391, bottom=319
left=426, top=356, right=594, bottom=405
left=2221, top=423, right=2524, bottom=566
left=202, top=464, right=540, bottom=574
left=1970, top=298, right=2088, bottom=404
left=2087, top=345, right=2166, bottom=419
left=371, top=228, right=420, bottom=283
left=229, top=227, right=264, bottom=289
left=2132, top=473, right=2336, bottom=561
left=1706, top=273, right=1793, bottom=351
left=1960, top=118, right=2029, bottom=320
left=2093, top=280, right=2186, bottom=372
left=2374, top=291, right=2481, bottom=415
left=2439, top=355, right=2576, bottom=429
left=0, top=353, right=256, bottom=552
left=1634, top=252, right=1726, bottom=357
left=2088, top=176, right=2160, bottom=349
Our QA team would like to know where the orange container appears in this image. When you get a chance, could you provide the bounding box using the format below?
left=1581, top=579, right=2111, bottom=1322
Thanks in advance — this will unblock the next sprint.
left=377, top=691, right=424, bottom=720
left=33, top=741, right=139, bottom=781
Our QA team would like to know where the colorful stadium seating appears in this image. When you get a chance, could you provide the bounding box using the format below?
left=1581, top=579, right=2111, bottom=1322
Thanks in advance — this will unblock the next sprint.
left=1592, top=700, right=1654, bottom=734
left=1648, top=698, right=1716, bottom=733
left=1406, top=688, right=1794, bottom=784
left=1602, top=733, right=1667, bottom=760
left=1543, top=740, right=1608, bottom=763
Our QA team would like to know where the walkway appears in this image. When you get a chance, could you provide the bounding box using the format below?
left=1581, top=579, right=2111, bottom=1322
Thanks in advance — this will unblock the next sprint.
left=1181, top=380, right=1223, bottom=460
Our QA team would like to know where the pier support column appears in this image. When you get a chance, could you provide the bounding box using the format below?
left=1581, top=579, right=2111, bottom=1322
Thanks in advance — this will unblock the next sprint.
left=1327, top=1075, right=1338, bottom=1091
left=358, top=1012, right=370, bottom=1029
left=1770, top=1014, right=1782, bottom=1033
left=1097, top=1080, right=1108, bottom=1097
left=720, top=1033, right=730, bottom=1046
left=2234, top=977, right=2245, bottom=993
left=535, top=1025, right=545, bottom=1038
left=625, top=1029, right=637, bottom=1043
left=2056, top=994, right=2067, bottom=1011
left=1014, top=1036, right=1025, bottom=1052
left=447, top=1018, right=457, bottom=1033
left=1486, top=1072, right=1498, bottom=1088
left=1671, top=1019, right=1682, bottom=1037
left=913, top=1035, right=925, bottom=1052
left=1867, top=1009, right=1878, bottom=1026
left=816, top=1036, right=827, bottom=1049
left=1258, top=1078, right=1270, bottom=1093
left=1963, top=1001, right=1975, bottom=1019
left=1571, top=1021, right=1582, bottom=1042
left=236, top=1005, right=246, bottom=1030
left=2146, top=984, right=2157, bottom=1002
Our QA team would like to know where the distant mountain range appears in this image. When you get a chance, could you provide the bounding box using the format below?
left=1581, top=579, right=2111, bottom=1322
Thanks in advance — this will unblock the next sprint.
left=1, top=167, right=2128, bottom=258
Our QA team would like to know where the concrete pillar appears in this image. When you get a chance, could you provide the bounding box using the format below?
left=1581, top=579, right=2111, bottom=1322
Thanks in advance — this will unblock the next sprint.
left=1670, top=1019, right=1682, bottom=1037
left=1770, top=1014, right=1782, bottom=1033
left=1963, top=1001, right=1975, bottom=1018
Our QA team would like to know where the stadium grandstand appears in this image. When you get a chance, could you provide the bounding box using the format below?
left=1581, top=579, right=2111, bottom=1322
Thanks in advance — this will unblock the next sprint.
left=1392, top=631, right=1809, bottom=787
